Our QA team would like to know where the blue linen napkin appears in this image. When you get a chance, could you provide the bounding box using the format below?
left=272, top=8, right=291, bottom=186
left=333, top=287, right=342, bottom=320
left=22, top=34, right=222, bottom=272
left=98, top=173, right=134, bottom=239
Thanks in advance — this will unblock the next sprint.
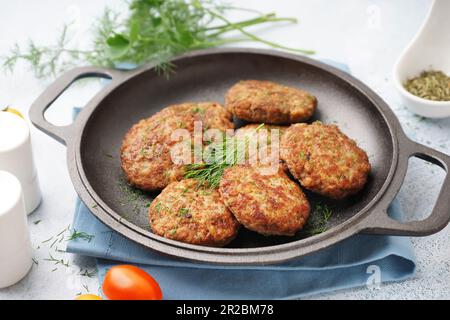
left=66, top=61, right=416, bottom=299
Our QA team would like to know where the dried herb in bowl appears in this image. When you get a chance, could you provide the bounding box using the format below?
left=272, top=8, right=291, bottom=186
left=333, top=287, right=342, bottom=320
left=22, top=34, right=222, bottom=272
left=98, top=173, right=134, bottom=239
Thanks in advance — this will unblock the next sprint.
left=404, top=70, right=450, bottom=101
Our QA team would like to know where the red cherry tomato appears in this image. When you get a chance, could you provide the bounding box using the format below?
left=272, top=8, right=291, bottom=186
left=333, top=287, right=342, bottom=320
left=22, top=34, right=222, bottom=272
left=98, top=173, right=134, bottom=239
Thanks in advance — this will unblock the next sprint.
left=102, top=265, right=163, bottom=300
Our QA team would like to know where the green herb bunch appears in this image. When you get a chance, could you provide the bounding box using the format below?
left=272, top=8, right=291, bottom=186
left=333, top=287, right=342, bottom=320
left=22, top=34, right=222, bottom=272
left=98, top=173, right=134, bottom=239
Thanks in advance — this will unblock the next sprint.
left=185, top=124, right=264, bottom=188
left=1, top=0, right=314, bottom=79
left=304, top=203, right=333, bottom=235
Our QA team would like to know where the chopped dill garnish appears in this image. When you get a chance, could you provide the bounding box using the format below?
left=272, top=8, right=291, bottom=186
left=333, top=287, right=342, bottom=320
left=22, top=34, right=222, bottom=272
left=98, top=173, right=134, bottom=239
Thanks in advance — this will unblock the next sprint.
left=56, top=225, right=70, bottom=237
left=304, top=203, right=334, bottom=235
left=41, top=225, right=70, bottom=244
left=67, top=229, right=95, bottom=243
left=32, top=258, right=39, bottom=265
left=178, top=208, right=191, bottom=218
left=33, top=220, right=42, bottom=225
left=192, top=106, right=205, bottom=114
left=180, top=187, right=190, bottom=196
left=44, top=253, right=70, bottom=267
left=79, top=268, right=98, bottom=278
left=179, top=207, right=189, bottom=214
left=41, top=236, right=53, bottom=244
left=118, top=183, right=149, bottom=214
left=50, top=238, right=59, bottom=248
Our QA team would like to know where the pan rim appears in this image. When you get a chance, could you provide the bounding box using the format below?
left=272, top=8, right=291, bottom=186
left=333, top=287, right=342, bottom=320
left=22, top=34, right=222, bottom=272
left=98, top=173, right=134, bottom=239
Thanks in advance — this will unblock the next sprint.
left=70, top=48, right=399, bottom=262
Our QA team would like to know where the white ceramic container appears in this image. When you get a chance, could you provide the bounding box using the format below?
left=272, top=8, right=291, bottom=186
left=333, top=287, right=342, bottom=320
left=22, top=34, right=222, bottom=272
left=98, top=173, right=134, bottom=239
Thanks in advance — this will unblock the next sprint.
left=0, top=111, right=41, bottom=214
left=393, top=0, right=450, bottom=118
left=0, top=170, right=33, bottom=288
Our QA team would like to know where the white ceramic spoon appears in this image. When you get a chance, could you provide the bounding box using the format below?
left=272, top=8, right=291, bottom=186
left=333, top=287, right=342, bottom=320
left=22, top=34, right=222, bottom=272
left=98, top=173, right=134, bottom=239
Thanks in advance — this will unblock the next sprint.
left=393, top=0, right=450, bottom=118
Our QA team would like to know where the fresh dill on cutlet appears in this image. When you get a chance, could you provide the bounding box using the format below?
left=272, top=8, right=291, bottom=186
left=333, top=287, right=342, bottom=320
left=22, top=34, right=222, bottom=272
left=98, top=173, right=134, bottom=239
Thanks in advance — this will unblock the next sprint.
left=178, top=208, right=191, bottom=218
left=185, top=124, right=265, bottom=188
left=154, top=202, right=162, bottom=212
left=192, top=106, right=206, bottom=115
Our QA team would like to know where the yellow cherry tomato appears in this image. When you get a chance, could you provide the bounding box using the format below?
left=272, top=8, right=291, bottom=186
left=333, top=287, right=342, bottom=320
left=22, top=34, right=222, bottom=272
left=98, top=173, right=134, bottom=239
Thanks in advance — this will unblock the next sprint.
left=3, top=107, right=24, bottom=119
left=75, top=294, right=102, bottom=300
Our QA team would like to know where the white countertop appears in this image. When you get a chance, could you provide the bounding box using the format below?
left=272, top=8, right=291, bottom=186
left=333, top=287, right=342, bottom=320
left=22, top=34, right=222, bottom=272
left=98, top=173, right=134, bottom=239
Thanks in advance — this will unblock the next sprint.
left=1, top=0, right=450, bottom=300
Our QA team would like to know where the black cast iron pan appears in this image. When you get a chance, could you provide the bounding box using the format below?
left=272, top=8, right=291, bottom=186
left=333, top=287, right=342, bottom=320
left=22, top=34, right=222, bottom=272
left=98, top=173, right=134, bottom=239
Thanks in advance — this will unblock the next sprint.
left=29, top=48, right=450, bottom=265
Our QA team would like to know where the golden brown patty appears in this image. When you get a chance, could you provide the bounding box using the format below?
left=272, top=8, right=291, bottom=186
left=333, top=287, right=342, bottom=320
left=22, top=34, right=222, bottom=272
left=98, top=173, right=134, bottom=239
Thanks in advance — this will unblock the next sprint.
left=234, top=124, right=288, bottom=171
left=225, top=80, right=317, bottom=124
left=281, top=122, right=371, bottom=199
left=121, top=103, right=234, bottom=191
left=219, top=165, right=310, bottom=236
left=149, top=179, right=240, bottom=247
left=234, top=124, right=288, bottom=140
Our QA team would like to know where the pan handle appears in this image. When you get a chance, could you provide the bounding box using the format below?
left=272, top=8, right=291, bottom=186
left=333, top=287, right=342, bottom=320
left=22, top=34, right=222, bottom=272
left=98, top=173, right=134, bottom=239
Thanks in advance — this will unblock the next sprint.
left=361, top=135, right=450, bottom=236
left=29, top=66, right=125, bottom=145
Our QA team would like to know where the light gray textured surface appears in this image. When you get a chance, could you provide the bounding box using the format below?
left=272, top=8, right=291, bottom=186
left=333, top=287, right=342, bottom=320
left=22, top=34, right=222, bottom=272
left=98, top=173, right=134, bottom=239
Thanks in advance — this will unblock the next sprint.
left=0, top=0, right=449, bottom=300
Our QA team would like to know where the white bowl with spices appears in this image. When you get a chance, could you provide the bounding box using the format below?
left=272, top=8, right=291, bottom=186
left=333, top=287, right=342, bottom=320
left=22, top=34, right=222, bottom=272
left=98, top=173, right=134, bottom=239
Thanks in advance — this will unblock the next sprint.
left=393, top=0, right=450, bottom=118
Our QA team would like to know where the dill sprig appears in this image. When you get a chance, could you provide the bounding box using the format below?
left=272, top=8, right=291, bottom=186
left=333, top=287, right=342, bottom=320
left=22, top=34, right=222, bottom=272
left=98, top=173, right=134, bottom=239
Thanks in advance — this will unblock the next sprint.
left=185, top=124, right=264, bottom=188
left=67, top=229, right=95, bottom=243
left=1, top=0, right=313, bottom=79
left=304, top=203, right=334, bottom=235
left=40, top=225, right=70, bottom=244
left=44, top=253, right=70, bottom=267
left=79, top=268, right=98, bottom=278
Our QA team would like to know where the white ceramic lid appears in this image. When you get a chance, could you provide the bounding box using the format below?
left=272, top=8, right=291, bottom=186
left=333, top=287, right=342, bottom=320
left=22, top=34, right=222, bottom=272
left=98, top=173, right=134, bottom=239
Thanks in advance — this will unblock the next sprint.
left=0, top=112, right=29, bottom=152
left=0, top=170, right=22, bottom=216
